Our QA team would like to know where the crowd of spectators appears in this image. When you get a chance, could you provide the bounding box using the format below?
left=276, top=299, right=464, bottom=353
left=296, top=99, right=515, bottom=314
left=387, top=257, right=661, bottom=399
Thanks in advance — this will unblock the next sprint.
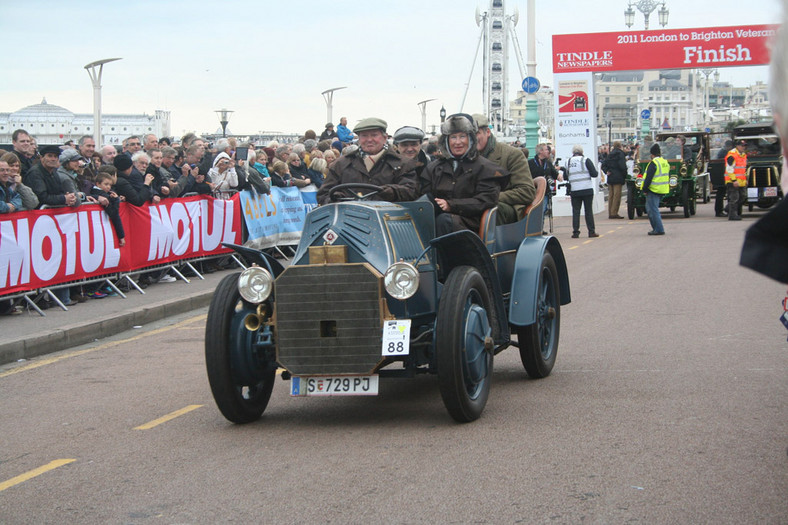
left=0, top=117, right=550, bottom=314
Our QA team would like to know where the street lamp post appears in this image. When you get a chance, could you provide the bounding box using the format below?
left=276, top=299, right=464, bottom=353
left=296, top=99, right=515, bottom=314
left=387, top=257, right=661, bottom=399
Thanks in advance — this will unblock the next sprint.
left=699, top=68, right=717, bottom=130
left=84, top=57, right=121, bottom=148
left=321, top=87, right=347, bottom=125
left=624, top=0, right=669, bottom=30
left=417, top=99, right=436, bottom=133
left=215, top=109, right=233, bottom=138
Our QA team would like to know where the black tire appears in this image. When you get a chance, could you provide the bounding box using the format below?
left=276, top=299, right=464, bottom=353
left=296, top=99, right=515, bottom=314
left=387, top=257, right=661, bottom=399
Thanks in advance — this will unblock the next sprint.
left=516, top=252, right=560, bottom=379
left=636, top=207, right=644, bottom=217
left=682, top=184, right=691, bottom=218
left=748, top=202, right=754, bottom=212
left=205, top=273, right=276, bottom=424
left=436, top=266, right=493, bottom=423
left=627, top=182, right=635, bottom=219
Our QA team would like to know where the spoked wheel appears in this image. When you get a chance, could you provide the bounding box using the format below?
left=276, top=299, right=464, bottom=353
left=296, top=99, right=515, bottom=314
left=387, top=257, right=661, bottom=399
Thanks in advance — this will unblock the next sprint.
left=205, top=273, right=277, bottom=424
left=516, top=252, right=560, bottom=379
left=436, top=266, right=493, bottom=423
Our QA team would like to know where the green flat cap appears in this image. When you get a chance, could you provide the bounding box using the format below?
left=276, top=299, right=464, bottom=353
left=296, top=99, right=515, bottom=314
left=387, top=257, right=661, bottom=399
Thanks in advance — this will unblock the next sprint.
left=472, top=113, right=490, bottom=128
left=353, top=117, right=387, bottom=133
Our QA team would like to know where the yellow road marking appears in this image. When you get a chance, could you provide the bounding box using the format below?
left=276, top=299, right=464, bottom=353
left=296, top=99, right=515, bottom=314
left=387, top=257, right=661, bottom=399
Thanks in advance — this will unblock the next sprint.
left=134, top=404, right=203, bottom=430
left=569, top=245, right=579, bottom=250
left=607, top=230, right=616, bottom=234
left=0, top=314, right=207, bottom=379
left=0, top=459, right=76, bottom=492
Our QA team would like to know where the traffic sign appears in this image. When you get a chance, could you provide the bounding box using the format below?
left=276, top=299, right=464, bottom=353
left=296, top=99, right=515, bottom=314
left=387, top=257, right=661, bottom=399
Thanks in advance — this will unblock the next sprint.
left=640, top=109, right=651, bottom=120
left=522, top=76, right=540, bottom=94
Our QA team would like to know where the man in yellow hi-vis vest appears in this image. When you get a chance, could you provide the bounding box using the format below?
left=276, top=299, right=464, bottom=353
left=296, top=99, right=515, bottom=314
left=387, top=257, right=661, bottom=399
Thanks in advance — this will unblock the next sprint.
left=642, top=143, right=669, bottom=236
left=724, top=139, right=748, bottom=221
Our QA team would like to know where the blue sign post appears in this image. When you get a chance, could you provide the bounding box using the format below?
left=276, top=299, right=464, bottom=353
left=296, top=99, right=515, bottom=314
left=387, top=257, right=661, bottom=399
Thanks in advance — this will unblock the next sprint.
left=522, top=76, right=540, bottom=94
left=640, top=109, right=652, bottom=140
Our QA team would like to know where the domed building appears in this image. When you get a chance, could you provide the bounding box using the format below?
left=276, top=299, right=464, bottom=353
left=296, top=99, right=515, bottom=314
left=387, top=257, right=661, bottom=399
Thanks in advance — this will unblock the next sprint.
left=0, top=98, right=170, bottom=146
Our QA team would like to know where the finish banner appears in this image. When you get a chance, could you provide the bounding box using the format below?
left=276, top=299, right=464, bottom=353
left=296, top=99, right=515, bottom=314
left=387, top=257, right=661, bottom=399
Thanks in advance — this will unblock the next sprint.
left=0, top=195, right=241, bottom=294
left=552, top=24, right=778, bottom=73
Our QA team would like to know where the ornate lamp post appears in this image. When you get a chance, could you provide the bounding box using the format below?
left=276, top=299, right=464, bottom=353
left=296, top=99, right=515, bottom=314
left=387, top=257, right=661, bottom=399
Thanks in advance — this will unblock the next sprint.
left=624, top=0, right=669, bottom=30
left=84, top=57, right=121, bottom=148
left=215, top=109, right=233, bottom=138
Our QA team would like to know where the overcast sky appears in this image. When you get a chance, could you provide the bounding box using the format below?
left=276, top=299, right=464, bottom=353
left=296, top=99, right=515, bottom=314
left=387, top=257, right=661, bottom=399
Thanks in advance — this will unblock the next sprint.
left=0, top=0, right=781, bottom=138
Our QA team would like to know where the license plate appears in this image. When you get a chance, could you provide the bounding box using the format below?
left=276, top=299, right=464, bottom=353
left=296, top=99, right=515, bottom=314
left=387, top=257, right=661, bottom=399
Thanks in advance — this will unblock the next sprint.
left=764, top=186, right=778, bottom=197
left=290, top=375, right=379, bottom=397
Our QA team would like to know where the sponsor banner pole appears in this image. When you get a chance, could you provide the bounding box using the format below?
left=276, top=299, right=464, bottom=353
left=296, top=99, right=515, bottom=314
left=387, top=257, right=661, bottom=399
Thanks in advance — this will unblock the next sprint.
left=552, top=71, right=604, bottom=217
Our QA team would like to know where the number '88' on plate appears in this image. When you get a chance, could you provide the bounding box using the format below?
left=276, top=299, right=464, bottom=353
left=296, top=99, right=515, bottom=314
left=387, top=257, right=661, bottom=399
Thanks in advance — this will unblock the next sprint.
left=382, top=319, right=410, bottom=356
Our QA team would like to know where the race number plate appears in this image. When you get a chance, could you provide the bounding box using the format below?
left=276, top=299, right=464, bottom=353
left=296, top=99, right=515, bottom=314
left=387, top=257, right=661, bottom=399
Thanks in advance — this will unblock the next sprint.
left=290, top=375, right=379, bottom=396
left=764, top=186, right=778, bottom=197
left=747, top=188, right=759, bottom=200
left=382, top=319, right=411, bottom=356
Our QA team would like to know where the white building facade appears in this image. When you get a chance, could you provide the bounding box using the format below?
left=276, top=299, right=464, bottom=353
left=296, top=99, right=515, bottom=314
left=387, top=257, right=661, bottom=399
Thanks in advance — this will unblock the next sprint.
left=0, top=98, right=171, bottom=146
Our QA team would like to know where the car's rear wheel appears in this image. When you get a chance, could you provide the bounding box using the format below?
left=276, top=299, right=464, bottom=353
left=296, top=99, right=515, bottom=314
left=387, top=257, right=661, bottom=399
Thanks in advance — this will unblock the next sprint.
left=627, top=182, right=635, bottom=219
left=517, top=252, right=560, bottom=379
left=436, top=266, right=493, bottom=423
left=205, top=273, right=276, bottom=424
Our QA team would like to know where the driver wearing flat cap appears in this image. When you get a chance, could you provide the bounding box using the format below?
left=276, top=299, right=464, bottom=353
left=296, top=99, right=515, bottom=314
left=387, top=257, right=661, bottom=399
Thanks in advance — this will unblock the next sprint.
left=317, top=117, right=419, bottom=205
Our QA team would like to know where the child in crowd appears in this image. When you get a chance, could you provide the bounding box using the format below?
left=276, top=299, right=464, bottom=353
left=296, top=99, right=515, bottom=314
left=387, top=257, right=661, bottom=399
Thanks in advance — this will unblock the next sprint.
left=91, top=167, right=126, bottom=247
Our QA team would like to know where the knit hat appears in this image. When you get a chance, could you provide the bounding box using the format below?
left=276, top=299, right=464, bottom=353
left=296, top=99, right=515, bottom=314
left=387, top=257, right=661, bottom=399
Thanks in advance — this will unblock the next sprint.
left=113, top=154, right=133, bottom=171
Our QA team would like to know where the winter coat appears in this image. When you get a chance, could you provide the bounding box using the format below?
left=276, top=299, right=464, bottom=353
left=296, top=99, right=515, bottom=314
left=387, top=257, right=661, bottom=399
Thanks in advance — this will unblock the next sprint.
left=604, top=147, right=628, bottom=185
left=480, top=134, right=536, bottom=217
left=420, top=155, right=509, bottom=233
left=317, top=148, right=419, bottom=205
left=0, top=182, right=23, bottom=213
left=9, top=180, right=38, bottom=210
left=26, top=163, right=69, bottom=208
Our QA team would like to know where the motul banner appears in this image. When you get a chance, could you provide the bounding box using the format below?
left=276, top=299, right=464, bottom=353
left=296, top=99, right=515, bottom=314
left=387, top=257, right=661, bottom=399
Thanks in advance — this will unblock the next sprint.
left=0, top=195, right=241, bottom=295
left=553, top=24, right=778, bottom=73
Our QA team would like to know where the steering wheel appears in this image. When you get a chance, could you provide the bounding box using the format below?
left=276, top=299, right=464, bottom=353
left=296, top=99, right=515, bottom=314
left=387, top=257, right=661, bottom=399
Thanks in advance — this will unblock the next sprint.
left=328, top=183, right=383, bottom=202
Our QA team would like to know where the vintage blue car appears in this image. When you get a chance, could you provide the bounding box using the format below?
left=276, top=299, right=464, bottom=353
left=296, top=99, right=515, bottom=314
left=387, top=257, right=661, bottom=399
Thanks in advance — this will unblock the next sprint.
left=205, top=179, right=570, bottom=423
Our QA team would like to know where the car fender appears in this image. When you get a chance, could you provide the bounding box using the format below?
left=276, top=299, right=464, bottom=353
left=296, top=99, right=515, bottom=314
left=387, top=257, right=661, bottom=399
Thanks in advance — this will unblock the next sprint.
left=430, top=230, right=509, bottom=345
left=508, top=236, right=571, bottom=327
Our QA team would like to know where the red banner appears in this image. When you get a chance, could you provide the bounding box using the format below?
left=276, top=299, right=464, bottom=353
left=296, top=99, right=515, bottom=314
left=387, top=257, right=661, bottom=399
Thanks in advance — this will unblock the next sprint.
left=0, top=195, right=241, bottom=295
left=553, top=24, right=778, bottom=73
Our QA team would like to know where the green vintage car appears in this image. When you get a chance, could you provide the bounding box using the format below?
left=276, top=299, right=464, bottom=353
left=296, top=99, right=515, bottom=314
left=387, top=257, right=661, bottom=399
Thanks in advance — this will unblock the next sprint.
left=627, top=132, right=710, bottom=219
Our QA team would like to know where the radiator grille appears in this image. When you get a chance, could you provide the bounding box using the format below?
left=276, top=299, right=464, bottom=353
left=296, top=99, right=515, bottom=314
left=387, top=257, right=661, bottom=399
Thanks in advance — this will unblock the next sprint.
left=275, top=264, right=384, bottom=375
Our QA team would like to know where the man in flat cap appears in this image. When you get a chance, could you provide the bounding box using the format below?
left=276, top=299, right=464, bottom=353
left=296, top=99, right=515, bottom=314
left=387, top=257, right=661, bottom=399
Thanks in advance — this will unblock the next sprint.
left=472, top=114, right=536, bottom=224
left=393, top=126, right=430, bottom=177
left=317, top=118, right=419, bottom=205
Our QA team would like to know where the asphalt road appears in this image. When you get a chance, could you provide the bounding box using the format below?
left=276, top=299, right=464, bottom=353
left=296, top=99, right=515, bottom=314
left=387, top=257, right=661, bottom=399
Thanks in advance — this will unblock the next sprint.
left=1, top=202, right=786, bottom=524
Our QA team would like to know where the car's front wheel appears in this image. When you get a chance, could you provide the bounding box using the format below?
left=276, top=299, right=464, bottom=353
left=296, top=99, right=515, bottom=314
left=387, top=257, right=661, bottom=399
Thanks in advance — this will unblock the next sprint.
left=516, top=252, right=560, bottom=379
left=205, top=273, right=277, bottom=424
left=436, top=266, right=493, bottom=423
